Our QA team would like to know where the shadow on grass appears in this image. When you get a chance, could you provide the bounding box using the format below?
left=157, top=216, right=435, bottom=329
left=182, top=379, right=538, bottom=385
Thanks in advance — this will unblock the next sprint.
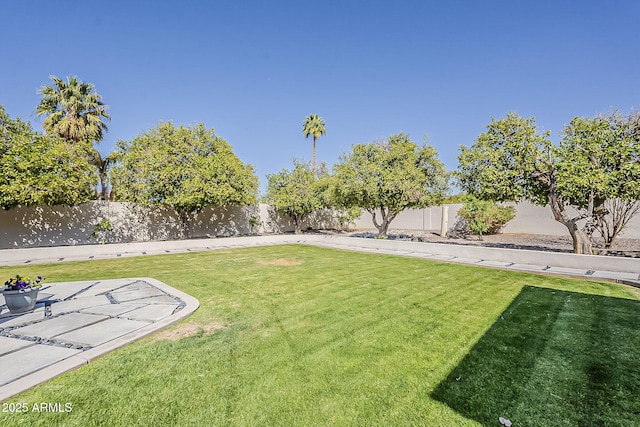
left=431, top=286, right=640, bottom=426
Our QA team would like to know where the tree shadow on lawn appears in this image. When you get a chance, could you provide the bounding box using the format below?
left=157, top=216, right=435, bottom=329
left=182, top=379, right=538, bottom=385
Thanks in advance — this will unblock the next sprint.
left=431, top=286, right=640, bottom=426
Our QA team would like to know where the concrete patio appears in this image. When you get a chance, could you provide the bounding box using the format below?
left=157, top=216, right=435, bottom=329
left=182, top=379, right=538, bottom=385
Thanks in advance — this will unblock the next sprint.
left=0, top=277, right=199, bottom=401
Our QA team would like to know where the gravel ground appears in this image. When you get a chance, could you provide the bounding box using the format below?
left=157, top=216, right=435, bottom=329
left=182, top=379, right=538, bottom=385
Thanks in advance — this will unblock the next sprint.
left=342, top=229, right=640, bottom=258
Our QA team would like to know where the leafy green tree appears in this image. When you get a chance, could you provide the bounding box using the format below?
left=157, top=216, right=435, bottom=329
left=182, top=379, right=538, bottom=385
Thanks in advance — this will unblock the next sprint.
left=0, top=106, right=96, bottom=209
left=36, top=75, right=110, bottom=147
left=265, top=161, right=325, bottom=234
left=458, top=112, right=589, bottom=252
left=302, top=114, right=326, bottom=174
left=111, top=121, right=258, bottom=237
left=556, top=111, right=640, bottom=249
left=457, top=111, right=640, bottom=254
left=331, top=133, right=448, bottom=236
left=458, top=113, right=550, bottom=205
left=457, top=197, right=516, bottom=240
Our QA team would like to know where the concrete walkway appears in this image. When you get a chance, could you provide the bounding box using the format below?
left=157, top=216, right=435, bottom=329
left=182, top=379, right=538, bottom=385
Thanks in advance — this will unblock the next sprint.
left=1, top=234, right=637, bottom=285
left=0, top=234, right=638, bottom=400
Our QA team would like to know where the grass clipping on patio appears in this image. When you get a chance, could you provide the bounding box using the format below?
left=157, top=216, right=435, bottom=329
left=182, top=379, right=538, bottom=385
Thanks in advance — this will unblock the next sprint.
left=0, top=245, right=638, bottom=426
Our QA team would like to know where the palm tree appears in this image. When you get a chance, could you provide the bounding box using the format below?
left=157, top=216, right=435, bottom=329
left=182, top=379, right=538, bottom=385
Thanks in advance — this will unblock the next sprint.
left=36, top=76, right=111, bottom=200
left=88, top=149, right=118, bottom=200
left=36, top=75, right=110, bottom=146
left=302, top=114, right=326, bottom=174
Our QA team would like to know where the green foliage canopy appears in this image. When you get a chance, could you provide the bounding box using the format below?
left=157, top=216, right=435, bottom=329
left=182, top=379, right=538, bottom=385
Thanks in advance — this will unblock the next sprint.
left=111, top=121, right=258, bottom=234
left=457, top=112, right=552, bottom=206
left=0, top=106, right=96, bottom=209
left=556, top=111, right=640, bottom=208
left=331, top=133, right=448, bottom=236
left=443, top=193, right=467, bottom=204
left=265, top=161, right=325, bottom=234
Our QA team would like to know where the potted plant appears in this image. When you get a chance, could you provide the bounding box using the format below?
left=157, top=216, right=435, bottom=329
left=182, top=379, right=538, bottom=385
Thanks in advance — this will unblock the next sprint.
left=2, top=275, right=45, bottom=314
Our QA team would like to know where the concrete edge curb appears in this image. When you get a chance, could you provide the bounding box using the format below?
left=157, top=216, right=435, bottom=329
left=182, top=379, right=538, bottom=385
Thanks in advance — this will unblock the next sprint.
left=301, top=235, right=640, bottom=275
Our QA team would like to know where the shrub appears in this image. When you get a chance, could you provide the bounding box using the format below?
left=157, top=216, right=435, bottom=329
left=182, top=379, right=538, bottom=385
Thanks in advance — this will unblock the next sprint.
left=89, top=218, right=114, bottom=244
left=457, top=198, right=516, bottom=240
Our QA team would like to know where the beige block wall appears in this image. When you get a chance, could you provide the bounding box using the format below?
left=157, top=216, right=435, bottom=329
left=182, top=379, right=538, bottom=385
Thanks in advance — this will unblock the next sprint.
left=353, top=201, right=640, bottom=240
left=1, top=201, right=639, bottom=249
left=0, top=203, right=340, bottom=249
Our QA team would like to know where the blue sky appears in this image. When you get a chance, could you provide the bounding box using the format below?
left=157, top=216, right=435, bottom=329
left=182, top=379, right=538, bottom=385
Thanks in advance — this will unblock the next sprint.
left=2, top=0, right=639, bottom=194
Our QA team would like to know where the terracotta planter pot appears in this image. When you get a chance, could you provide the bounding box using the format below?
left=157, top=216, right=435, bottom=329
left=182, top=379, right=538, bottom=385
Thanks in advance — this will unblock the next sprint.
left=2, top=287, right=40, bottom=314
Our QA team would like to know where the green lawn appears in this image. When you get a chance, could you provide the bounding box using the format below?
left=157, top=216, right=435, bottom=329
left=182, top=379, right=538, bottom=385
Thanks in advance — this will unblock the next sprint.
left=0, top=245, right=638, bottom=426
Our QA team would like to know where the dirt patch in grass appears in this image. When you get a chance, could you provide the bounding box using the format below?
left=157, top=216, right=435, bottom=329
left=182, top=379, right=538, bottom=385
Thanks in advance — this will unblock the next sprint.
left=257, top=259, right=303, bottom=266
left=154, top=322, right=225, bottom=341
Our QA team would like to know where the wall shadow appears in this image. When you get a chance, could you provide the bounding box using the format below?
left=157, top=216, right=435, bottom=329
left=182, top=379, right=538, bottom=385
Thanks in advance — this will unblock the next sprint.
left=0, top=203, right=290, bottom=248
left=264, top=205, right=293, bottom=234
left=192, top=205, right=256, bottom=237
left=431, top=286, right=640, bottom=426
left=0, top=203, right=104, bottom=248
left=116, top=202, right=183, bottom=242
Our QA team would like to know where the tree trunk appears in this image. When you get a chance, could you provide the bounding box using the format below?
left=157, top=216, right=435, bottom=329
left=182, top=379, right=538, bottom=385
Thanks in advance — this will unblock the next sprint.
left=547, top=192, right=593, bottom=254
left=369, top=207, right=398, bottom=237
left=566, top=223, right=592, bottom=255
left=293, top=215, right=302, bottom=234
left=378, top=219, right=391, bottom=237
left=312, top=136, right=317, bottom=175
left=99, top=172, right=110, bottom=200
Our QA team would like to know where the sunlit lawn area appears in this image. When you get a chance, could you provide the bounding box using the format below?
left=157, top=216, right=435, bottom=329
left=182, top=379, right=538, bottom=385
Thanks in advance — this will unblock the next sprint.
left=0, top=245, right=638, bottom=426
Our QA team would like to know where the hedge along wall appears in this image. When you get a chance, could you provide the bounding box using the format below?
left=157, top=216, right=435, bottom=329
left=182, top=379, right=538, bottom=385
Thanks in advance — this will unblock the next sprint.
left=0, top=202, right=340, bottom=249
